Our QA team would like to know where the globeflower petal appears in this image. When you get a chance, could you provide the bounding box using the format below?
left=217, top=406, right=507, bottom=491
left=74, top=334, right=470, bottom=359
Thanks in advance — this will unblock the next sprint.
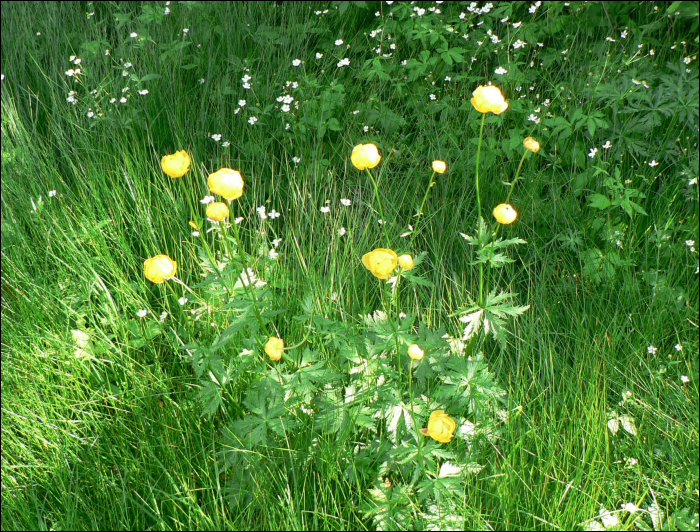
left=161, top=150, right=191, bottom=178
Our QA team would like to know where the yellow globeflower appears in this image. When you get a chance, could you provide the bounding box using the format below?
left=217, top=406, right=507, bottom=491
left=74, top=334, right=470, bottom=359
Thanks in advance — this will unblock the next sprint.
left=398, top=254, right=414, bottom=271
left=420, top=410, right=456, bottom=443
left=265, top=337, right=284, bottom=361
left=493, top=203, right=518, bottom=225
left=432, top=160, right=447, bottom=174
left=470, top=85, right=509, bottom=115
left=407, top=344, right=425, bottom=361
left=208, top=168, right=244, bottom=201
left=351, top=143, right=382, bottom=170
left=523, top=137, right=541, bottom=153
left=206, top=202, right=230, bottom=222
left=362, top=248, right=398, bottom=280
left=144, top=254, right=177, bottom=284
left=161, top=150, right=191, bottom=178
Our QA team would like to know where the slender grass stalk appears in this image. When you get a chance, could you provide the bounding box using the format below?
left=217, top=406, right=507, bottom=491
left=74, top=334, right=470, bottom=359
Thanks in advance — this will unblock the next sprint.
left=365, top=168, right=391, bottom=246
left=409, top=170, right=437, bottom=251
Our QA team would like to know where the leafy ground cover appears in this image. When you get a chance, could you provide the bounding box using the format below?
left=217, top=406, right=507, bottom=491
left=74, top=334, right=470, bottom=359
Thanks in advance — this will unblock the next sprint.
left=1, top=1, right=698, bottom=530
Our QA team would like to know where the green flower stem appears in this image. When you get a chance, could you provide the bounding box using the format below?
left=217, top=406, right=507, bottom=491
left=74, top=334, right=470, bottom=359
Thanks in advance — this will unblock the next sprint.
left=381, top=281, right=402, bottom=388
left=409, top=170, right=437, bottom=251
left=365, top=168, right=391, bottom=246
left=475, top=113, right=486, bottom=307
left=229, top=212, right=270, bottom=337
left=483, top=149, right=530, bottom=308
left=177, top=178, right=229, bottom=293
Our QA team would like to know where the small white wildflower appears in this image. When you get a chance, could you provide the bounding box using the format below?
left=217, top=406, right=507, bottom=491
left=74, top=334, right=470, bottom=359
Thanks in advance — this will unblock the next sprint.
left=120, top=97, right=127, bottom=103
left=513, top=39, right=527, bottom=49
left=192, top=231, right=200, bottom=237
left=160, top=311, right=169, bottom=322
left=235, top=217, right=244, bottom=224
left=292, top=156, right=301, bottom=164
left=130, top=32, right=138, bottom=38
left=527, top=114, right=541, bottom=124
left=647, top=346, right=657, bottom=355
left=683, top=56, right=692, bottom=64
left=622, top=503, right=639, bottom=514
left=378, top=219, right=385, bottom=225
left=363, top=125, right=369, bottom=132
left=335, top=39, right=344, bottom=46
left=49, top=190, right=57, bottom=197
left=494, top=66, right=508, bottom=75
left=65, top=69, right=76, bottom=77
left=272, top=238, right=282, bottom=247
left=316, top=52, right=323, bottom=59
left=429, top=94, right=436, bottom=101
left=320, top=206, right=330, bottom=214
left=221, top=141, right=231, bottom=148
left=649, top=49, right=655, bottom=55
left=444, top=76, right=451, bottom=81
left=292, top=59, right=302, bottom=67
left=648, top=160, right=659, bottom=167
left=588, top=147, right=598, bottom=158
left=681, top=375, right=690, bottom=383
left=124, top=62, right=132, bottom=69
left=338, top=227, right=347, bottom=236
left=337, top=58, right=350, bottom=68
left=675, top=343, right=683, bottom=351
left=199, top=78, right=205, bottom=84
left=86, top=110, right=95, bottom=118
left=164, top=7, right=170, bottom=15
left=620, top=29, right=628, bottom=39
left=281, top=104, right=291, bottom=113
left=200, top=195, right=215, bottom=204
left=513, top=21, right=522, bottom=28
left=182, top=28, right=189, bottom=34
left=210, top=133, right=222, bottom=142
left=268, top=209, right=280, bottom=219
left=122, top=86, right=130, bottom=93
left=686, top=240, right=696, bottom=247
left=238, top=99, right=246, bottom=107
left=257, top=206, right=268, bottom=219
left=602, top=140, right=612, bottom=149
left=632, top=78, right=642, bottom=85
left=137, top=309, right=148, bottom=318
left=248, top=116, right=258, bottom=125
left=340, top=198, right=351, bottom=206
left=688, top=178, right=698, bottom=186
left=138, top=89, right=149, bottom=95
left=605, top=36, right=616, bottom=42
left=268, top=249, right=279, bottom=260
left=178, top=297, right=188, bottom=306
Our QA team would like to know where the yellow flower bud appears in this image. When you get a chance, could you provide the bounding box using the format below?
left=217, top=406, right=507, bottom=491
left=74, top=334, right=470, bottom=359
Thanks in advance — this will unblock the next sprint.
left=206, top=202, right=230, bottom=222
left=161, top=150, right=191, bottom=178
left=265, top=337, right=284, bottom=361
left=523, top=137, right=541, bottom=153
left=493, top=203, right=518, bottom=225
left=419, top=410, right=456, bottom=443
left=407, top=344, right=425, bottom=360
left=208, top=168, right=244, bottom=201
left=143, top=254, right=177, bottom=284
left=398, top=254, right=414, bottom=270
left=432, top=160, right=447, bottom=174
left=470, top=85, right=509, bottom=115
left=361, top=248, right=398, bottom=280
left=351, top=143, right=382, bottom=170
left=189, top=220, right=199, bottom=230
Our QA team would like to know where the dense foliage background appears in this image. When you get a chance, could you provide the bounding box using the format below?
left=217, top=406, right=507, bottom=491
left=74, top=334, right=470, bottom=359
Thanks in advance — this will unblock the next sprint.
left=2, top=1, right=698, bottom=530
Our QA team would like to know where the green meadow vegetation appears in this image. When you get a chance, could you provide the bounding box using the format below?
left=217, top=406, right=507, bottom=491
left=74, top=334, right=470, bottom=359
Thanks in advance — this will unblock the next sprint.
left=1, top=1, right=698, bottom=530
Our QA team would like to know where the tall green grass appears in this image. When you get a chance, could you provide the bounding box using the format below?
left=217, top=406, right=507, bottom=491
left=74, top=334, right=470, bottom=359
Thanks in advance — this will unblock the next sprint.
left=2, top=2, right=698, bottom=530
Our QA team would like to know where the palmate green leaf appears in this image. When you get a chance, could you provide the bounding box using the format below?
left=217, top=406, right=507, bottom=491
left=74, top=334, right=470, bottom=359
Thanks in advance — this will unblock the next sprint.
left=198, top=380, right=222, bottom=418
